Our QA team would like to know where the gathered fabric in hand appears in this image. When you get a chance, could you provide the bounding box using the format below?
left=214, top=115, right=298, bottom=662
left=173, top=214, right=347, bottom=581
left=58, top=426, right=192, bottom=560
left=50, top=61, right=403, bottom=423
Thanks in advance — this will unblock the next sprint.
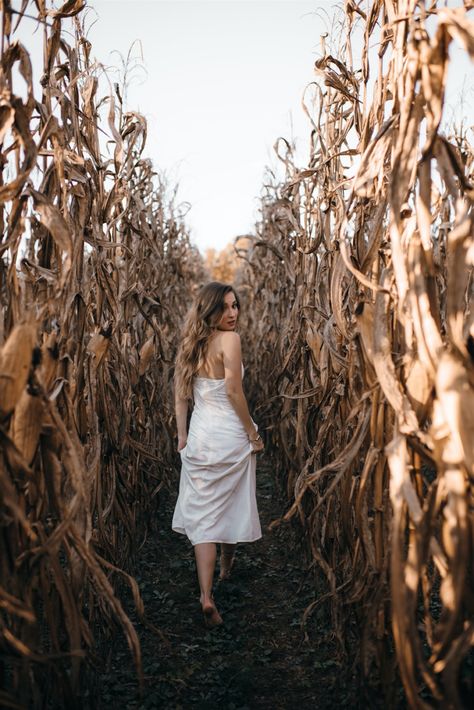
left=172, top=366, right=261, bottom=545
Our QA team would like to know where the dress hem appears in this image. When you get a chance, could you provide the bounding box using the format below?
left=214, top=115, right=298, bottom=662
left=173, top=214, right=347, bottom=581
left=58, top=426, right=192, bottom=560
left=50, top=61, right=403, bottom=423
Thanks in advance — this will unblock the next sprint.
left=172, top=526, right=262, bottom=546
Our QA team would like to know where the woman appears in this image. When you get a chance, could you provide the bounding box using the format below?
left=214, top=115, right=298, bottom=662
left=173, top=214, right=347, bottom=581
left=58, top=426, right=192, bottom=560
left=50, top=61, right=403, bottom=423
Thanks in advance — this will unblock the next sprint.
left=172, top=281, right=264, bottom=628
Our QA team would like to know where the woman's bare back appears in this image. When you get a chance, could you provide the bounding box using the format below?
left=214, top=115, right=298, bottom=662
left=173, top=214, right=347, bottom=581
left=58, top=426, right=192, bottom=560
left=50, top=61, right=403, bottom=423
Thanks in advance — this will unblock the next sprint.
left=196, top=332, right=227, bottom=379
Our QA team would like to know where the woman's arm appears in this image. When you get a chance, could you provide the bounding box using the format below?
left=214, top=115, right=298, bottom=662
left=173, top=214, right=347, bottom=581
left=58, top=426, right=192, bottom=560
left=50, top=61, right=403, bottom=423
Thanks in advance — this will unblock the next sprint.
left=221, top=332, right=262, bottom=450
left=174, top=375, right=188, bottom=451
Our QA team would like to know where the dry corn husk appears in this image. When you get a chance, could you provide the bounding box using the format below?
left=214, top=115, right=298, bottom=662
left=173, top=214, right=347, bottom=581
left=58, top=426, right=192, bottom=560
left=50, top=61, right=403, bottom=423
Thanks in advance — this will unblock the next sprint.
left=0, top=3, right=206, bottom=707
left=0, top=324, right=37, bottom=419
left=237, top=2, right=474, bottom=706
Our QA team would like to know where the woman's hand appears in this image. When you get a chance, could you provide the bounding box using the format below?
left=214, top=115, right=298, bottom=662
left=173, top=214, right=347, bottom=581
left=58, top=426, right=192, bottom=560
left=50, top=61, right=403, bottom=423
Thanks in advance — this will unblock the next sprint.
left=249, top=432, right=264, bottom=453
left=177, top=436, right=187, bottom=452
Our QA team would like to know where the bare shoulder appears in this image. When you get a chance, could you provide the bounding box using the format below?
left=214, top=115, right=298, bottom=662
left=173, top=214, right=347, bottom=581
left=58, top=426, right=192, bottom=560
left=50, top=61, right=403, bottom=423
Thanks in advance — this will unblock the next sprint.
left=218, top=330, right=241, bottom=352
left=220, top=331, right=240, bottom=342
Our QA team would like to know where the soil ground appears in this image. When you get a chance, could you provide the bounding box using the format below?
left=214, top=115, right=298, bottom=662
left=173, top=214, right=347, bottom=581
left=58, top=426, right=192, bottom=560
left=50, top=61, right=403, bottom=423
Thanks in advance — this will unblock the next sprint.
left=93, top=461, right=382, bottom=709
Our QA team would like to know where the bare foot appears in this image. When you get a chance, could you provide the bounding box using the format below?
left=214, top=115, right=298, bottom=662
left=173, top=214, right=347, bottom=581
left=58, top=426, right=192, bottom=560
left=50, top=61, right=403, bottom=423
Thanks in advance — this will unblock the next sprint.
left=201, top=598, right=223, bottom=628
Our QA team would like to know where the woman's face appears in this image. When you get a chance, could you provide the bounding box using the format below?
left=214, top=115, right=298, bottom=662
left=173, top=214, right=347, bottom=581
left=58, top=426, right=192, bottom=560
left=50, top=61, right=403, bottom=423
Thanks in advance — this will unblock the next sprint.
left=217, top=291, right=239, bottom=331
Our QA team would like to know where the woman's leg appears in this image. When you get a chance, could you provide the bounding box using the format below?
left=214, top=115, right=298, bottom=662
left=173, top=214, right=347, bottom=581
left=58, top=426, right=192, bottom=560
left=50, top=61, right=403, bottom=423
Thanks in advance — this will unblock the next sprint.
left=219, top=543, right=236, bottom=580
left=194, top=542, right=216, bottom=603
left=194, top=543, right=222, bottom=625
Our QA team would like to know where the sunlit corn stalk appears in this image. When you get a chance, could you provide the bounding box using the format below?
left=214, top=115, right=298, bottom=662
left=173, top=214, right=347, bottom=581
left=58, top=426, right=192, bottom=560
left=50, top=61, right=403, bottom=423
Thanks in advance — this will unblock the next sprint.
left=238, top=1, right=474, bottom=706
left=0, top=1, right=203, bottom=706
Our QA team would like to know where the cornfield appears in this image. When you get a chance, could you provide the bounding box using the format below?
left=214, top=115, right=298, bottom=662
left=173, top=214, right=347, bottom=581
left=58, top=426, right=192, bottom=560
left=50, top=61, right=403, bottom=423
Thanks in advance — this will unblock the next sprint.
left=1, top=0, right=474, bottom=708
left=0, top=1, right=203, bottom=706
left=238, top=1, right=474, bottom=707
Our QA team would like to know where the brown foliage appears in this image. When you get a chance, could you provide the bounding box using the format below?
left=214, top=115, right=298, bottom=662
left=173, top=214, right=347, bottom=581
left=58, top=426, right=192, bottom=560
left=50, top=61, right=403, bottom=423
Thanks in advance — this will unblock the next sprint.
left=0, top=2, right=203, bottom=706
left=205, top=236, right=252, bottom=284
left=238, top=2, right=474, bottom=707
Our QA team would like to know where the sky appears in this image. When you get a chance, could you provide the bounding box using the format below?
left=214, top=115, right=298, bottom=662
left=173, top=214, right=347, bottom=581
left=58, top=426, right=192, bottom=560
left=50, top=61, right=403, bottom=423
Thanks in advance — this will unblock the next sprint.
left=16, top=0, right=474, bottom=254
left=85, top=0, right=337, bottom=252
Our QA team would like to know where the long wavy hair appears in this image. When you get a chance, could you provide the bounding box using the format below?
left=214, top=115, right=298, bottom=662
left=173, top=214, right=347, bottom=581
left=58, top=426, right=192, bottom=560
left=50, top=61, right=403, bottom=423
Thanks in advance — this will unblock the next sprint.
left=174, top=282, right=240, bottom=400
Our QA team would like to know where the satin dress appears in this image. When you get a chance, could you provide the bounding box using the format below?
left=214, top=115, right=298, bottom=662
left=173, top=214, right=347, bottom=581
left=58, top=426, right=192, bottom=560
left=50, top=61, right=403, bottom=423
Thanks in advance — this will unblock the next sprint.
left=172, top=366, right=262, bottom=545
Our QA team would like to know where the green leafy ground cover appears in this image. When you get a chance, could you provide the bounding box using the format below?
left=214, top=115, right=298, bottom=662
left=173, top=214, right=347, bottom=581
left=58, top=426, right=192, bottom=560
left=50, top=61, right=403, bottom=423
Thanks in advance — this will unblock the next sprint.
left=93, top=462, right=382, bottom=709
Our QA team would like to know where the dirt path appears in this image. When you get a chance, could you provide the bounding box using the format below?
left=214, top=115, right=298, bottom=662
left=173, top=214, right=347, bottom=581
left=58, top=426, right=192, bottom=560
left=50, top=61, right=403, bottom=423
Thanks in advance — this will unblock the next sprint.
left=94, top=461, right=365, bottom=709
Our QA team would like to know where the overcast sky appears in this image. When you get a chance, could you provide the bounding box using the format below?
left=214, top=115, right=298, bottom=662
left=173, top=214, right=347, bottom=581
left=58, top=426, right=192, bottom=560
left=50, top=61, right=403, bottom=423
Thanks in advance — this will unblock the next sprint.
left=20, top=1, right=474, bottom=253
left=86, top=0, right=341, bottom=252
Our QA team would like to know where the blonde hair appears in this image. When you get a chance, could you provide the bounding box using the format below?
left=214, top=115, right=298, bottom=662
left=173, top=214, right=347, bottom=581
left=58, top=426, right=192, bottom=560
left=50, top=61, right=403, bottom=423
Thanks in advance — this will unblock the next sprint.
left=174, top=282, right=240, bottom=400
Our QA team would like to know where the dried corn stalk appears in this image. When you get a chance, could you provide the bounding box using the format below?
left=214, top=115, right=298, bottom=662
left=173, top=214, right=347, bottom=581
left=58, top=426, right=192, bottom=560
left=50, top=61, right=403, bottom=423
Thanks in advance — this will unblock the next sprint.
left=238, top=2, right=474, bottom=706
left=0, top=2, right=203, bottom=706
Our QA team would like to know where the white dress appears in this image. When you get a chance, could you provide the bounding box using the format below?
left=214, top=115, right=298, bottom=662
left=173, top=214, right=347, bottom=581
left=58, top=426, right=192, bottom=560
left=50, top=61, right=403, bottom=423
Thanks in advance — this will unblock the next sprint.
left=172, top=366, right=262, bottom=546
